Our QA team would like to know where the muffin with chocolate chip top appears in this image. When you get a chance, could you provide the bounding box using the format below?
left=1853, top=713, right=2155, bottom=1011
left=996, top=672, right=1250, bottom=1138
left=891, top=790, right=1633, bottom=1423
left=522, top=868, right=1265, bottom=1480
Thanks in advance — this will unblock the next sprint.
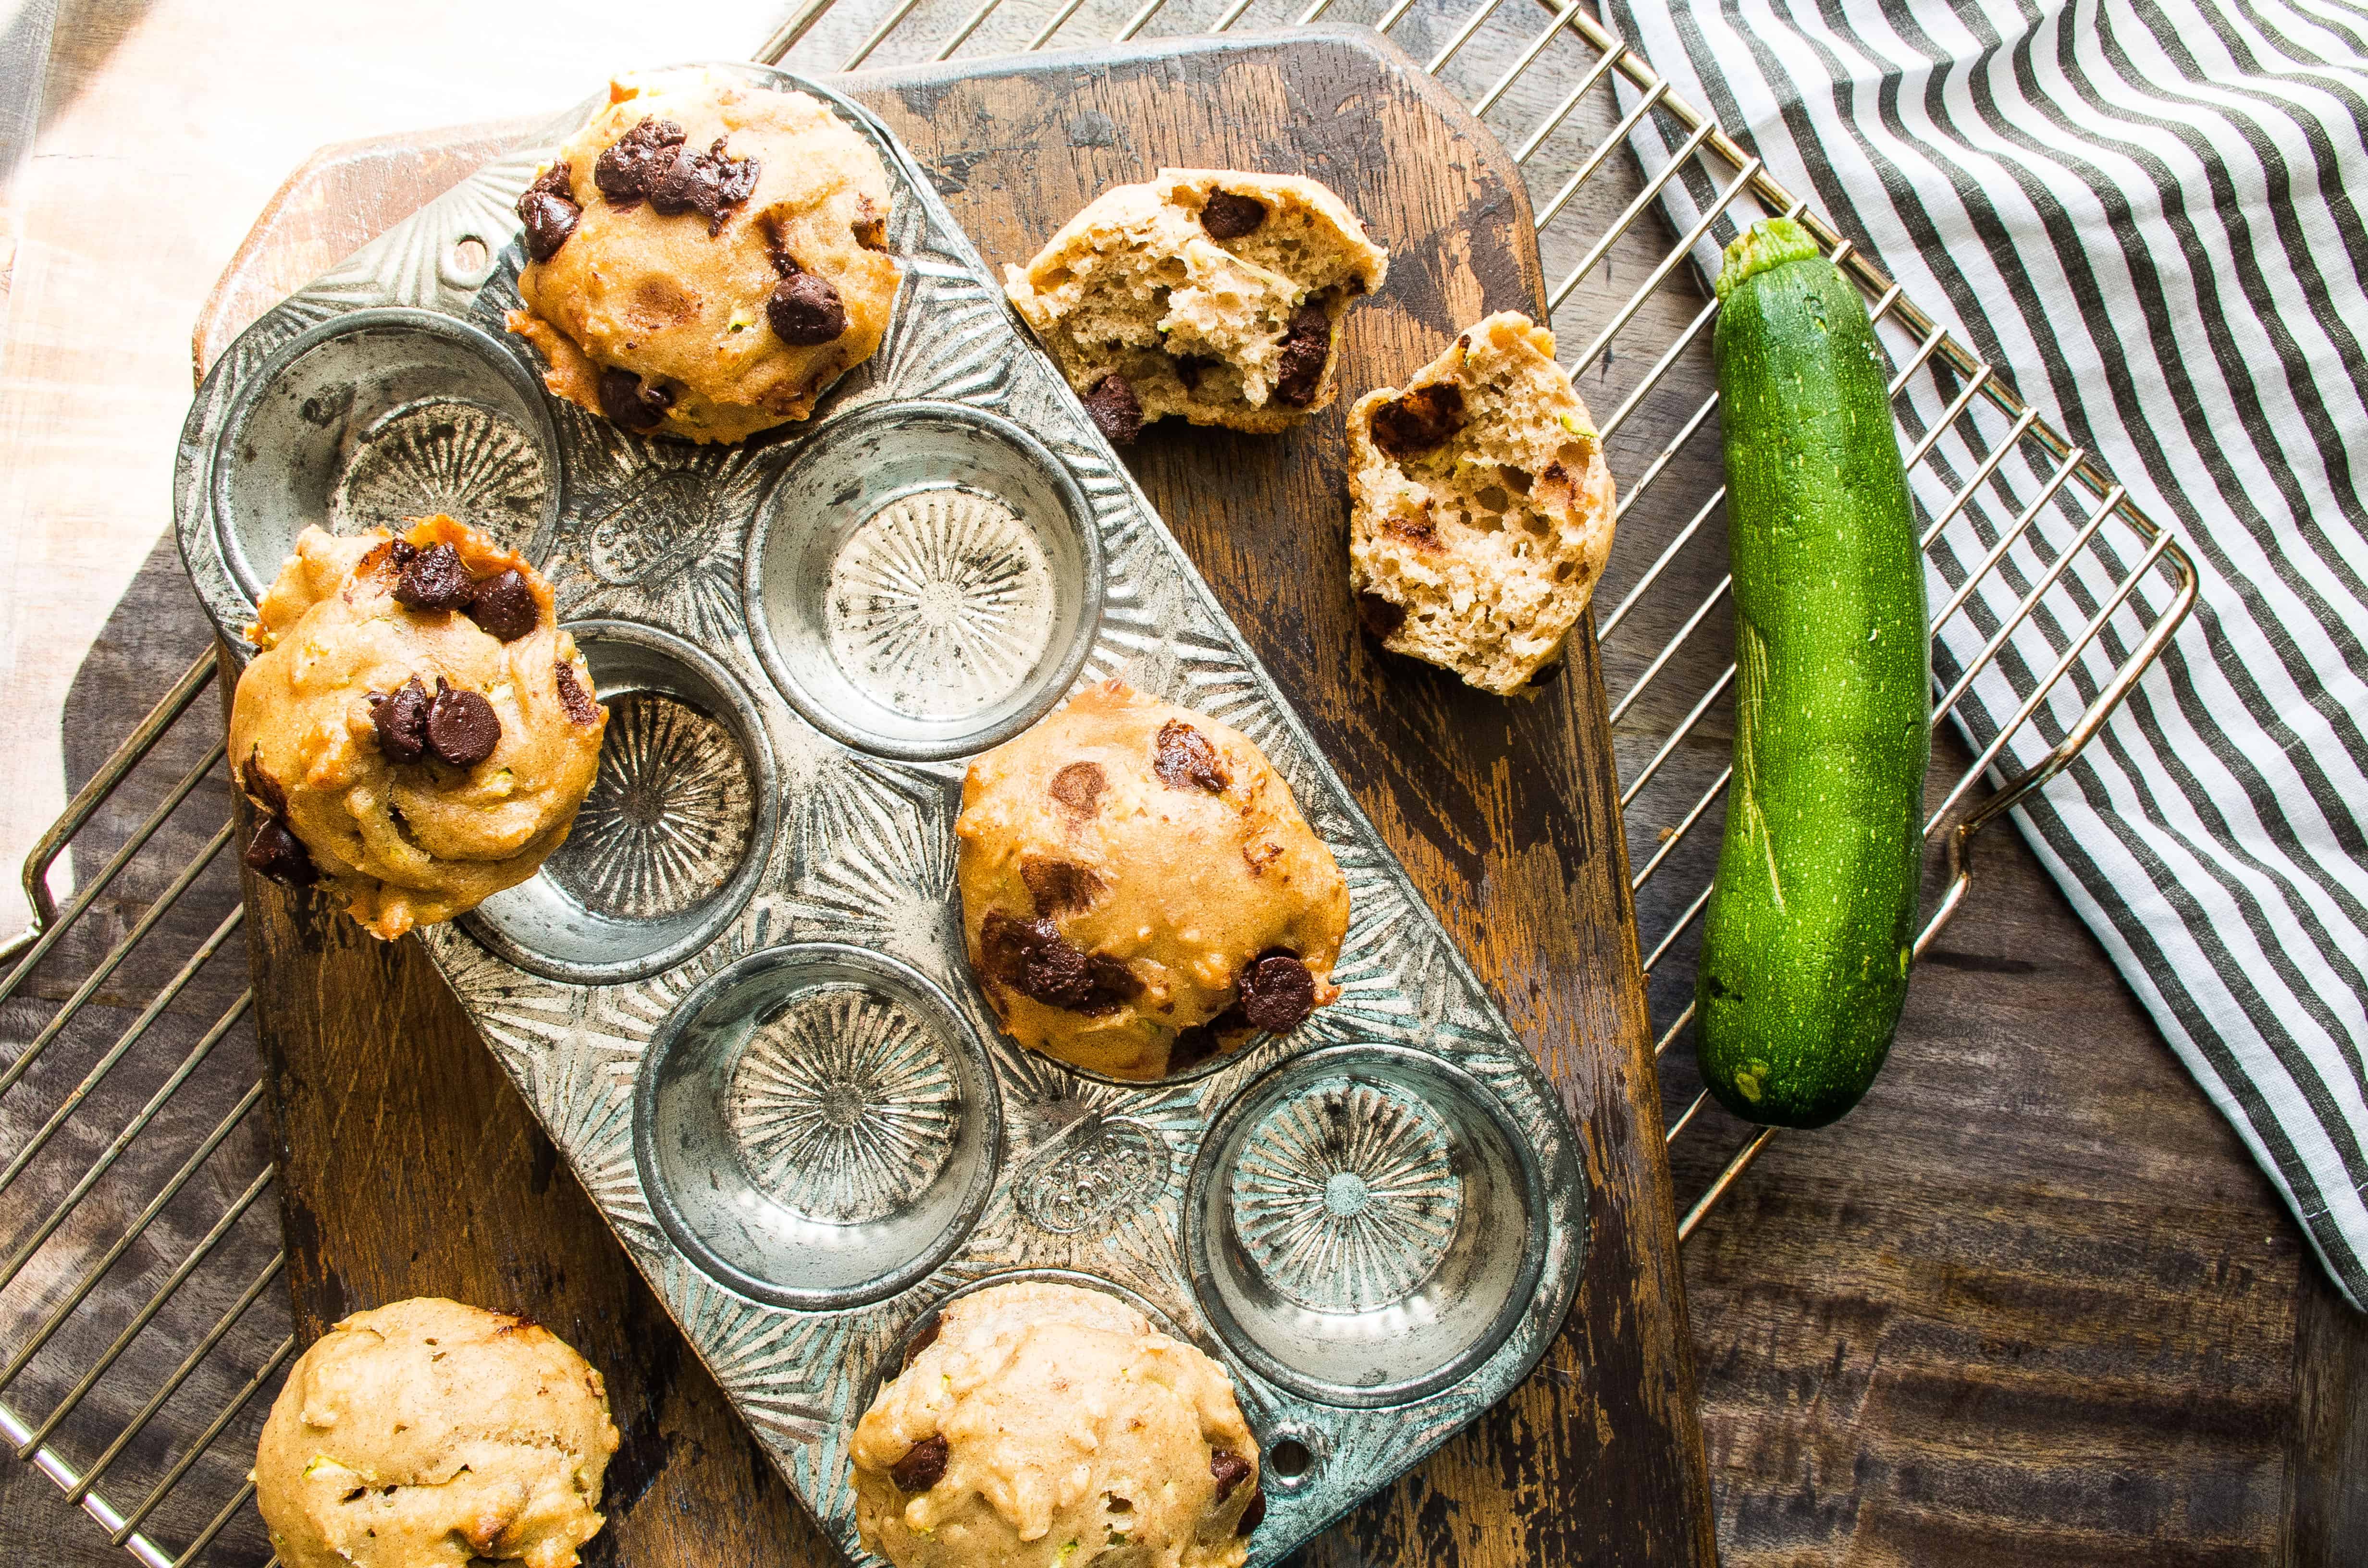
left=852, top=1282, right=1262, bottom=1568
left=506, top=66, right=900, bottom=444
left=229, top=516, right=606, bottom=939
left=955, top=680, right=1348, bottom=1080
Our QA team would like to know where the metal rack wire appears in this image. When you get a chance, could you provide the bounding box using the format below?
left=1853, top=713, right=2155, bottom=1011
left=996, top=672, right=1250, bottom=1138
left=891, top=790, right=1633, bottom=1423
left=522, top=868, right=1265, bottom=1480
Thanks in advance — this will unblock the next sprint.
left=0, top=0, right=2194, bottom=1561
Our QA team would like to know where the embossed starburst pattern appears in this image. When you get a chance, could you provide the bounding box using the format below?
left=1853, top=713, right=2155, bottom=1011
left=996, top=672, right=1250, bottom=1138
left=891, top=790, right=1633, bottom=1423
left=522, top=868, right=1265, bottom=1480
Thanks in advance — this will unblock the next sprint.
left=544, top=693, right=753, bottom=920
left=727, top=984, right=962, bottom=1225
left=328, top=396, right=546, bottom=546
left=824, top=488, right=1055, bottom=721
left=1233, top=1081, right=1466, bottom=1313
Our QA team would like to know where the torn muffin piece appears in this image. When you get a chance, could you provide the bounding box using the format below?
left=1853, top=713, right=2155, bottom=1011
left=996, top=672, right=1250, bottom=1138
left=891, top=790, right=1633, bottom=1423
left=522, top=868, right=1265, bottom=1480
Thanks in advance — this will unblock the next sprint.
left=1346, top=311, right=1619, bottom=696
left=954, top=680, right=1348, bottom=1080
left=1003, top=169, right=1388, bottom=441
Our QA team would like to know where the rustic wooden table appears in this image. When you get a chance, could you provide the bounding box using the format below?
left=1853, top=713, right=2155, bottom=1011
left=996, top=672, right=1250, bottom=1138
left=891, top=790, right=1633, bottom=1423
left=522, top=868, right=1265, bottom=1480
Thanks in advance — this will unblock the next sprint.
left=1, top=2, right=2363, bottom=1565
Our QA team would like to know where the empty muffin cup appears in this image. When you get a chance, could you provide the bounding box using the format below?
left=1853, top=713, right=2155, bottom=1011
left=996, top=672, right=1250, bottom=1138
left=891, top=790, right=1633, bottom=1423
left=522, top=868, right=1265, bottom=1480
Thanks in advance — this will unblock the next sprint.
left=209, top=307, right=561, bottom=602
left=744, top=401, right=1102, bottom=761
left=635, top=943, right=1002, bottom=1310
left=462, top=621, right=778, bottom=985
left=1184, top=1043, right=1549, bottom=1407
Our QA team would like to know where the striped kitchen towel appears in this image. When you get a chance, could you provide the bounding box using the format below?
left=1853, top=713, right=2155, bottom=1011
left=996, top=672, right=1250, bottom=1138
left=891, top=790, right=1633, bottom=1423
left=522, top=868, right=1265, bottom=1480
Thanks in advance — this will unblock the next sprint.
left=1599, top=0, right=2368, bottom=1307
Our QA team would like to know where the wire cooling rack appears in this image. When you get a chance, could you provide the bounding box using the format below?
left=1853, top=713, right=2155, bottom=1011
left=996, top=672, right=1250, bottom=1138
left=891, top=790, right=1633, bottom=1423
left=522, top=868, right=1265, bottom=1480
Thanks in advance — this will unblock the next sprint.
left=0, top=0, right=2195, bottom=1561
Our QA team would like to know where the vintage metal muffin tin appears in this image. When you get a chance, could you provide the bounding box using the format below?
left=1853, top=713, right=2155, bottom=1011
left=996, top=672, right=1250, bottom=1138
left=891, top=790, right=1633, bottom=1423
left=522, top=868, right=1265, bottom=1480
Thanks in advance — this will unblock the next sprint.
left=173, top=64, right=1587, bottom=1564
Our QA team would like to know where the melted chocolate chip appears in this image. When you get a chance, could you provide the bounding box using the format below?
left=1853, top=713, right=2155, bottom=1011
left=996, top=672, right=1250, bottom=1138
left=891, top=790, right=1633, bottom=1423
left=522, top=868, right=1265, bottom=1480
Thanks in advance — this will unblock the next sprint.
left=901, top=1316, right=942, bottom=1370
left=648, top=136, right=760, bottom=234
left=1199, top=190, right=1268, bottom=239
left=593, top=117, right=686, bottom=208
left=1236, top=949, right=1317, bottom=1033
left=1172, top=353, right=1218, bottom=393
left=1048, top=760, right=1108, bottom=815
left=1238, top=1489, right=1267, bottom=1536
left=555, top=662, right=600, bottom=727
left=1369, top=383, right=1467, bottom=456
left=1209, top=1451, right=1252, bottom=1503
left=978, top=911, right=1139, bottom=1015
left=767, top=271, right=846, bottom=345
left=1153, top=720, right=1229, bottom=794
left=1167, top=1024, right=1223, bottom=1075
left=1082, top=374, right=1143, bottom=445
left=1272, top=302, right=1332, bottom=408
left=244, top=817, right=316, bottom=888
left=239, top=752, right=289, bottom=817
left=1021, top=857, right=1108, bottom=915
left=465, top=569, right=538, bottom=643
left=890, top=1434, right=949, bottom=1494
left=1355, top=591, right=1406, bottom=640
left=516, top=163, right=580, bottom=264
left=371, top=676, right=430, bottom=763
left=424, top=679, right=501, bottom=768
left=596, top=367, right=675, bottom=431
left=392, top=542, right=472, bottom=612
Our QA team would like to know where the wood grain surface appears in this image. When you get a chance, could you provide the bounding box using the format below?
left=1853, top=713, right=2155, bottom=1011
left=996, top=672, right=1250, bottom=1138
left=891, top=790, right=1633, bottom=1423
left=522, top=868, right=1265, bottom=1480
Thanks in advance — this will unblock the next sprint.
left=214, top=30, right=1717, bottom=1568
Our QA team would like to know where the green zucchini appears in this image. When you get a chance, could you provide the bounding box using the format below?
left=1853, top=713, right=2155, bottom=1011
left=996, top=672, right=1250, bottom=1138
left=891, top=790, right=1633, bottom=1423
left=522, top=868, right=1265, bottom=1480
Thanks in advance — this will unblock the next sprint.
left=1694, top=218, right=1930, bottom=1129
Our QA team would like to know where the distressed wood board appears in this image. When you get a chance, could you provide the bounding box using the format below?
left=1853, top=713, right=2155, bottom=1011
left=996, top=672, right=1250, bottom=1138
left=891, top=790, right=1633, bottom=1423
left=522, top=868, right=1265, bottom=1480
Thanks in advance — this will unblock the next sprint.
left=209, top=29, right=1716, bottom=1568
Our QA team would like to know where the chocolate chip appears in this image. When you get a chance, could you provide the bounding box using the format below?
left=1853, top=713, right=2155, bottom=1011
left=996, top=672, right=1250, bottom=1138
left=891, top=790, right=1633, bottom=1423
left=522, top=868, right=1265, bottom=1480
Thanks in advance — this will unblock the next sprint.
left=555, top=661, right=600, bottom=727
left=1273, top=302, right=1332, bottom=408
left=1355, top=591, right=1406, bottom=640
left=1199, top=190, right=1268, bottom=239
left=392, top=542, right=472, bottom=612
left=424, top=679, right=501, bottom=767
left=1209, top=1452, right=1252, bottom=1503
left=465, top=569, right=538, bottom=643
left=1238, top=1489, right=1267, bottom=1536
left=516, top=163, right=580, bottom=264
left=767, top=272, right=846, bottom=345
left=596, top=367, right=675, bottom=431
left=1021, top=857, right=1107, bottom=915
left=1236, top=950, right=1317, bottom=1033
left=648, top=135, right=760, bottom=234
left=1370, top=383, right=1467, bottom=456
left=1082, top=374, right=1142, bottom=445
left=1167, top=1025, right=1222, bottom=1075
left=901, top=1316, right=942, bottom=1370
left=244, top=817, right=317, bottom=888
left=1172, top=353, right=1218, bottom=393
left=1048, top=760, right=1107, bottom=814
left=371, top=676, right=430, bottom=763
left=1153, top=720, right=1229, bottom=794
left=889, top=1434, right=948, bottom=1493
left=593, top=117, right=686, bottom=208
left=239, top=751, right=289, bottom=817
left=979, top=911, right=1140, bottom=1016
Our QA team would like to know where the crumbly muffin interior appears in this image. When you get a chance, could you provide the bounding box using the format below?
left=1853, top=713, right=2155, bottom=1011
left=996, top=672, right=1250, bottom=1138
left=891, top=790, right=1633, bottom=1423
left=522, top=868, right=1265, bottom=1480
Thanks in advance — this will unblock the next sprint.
left=1348, top=313, right=1618, bottom=696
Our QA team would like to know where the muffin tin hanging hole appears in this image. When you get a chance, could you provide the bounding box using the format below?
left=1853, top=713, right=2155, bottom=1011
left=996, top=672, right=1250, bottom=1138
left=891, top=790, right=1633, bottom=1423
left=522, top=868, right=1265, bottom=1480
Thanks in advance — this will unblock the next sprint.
left=635, top=944, right=1002, bottom=1311
left=461, top=621, right=778, bottom=985
left=1184, top=1044, right=1550, bottom=1409
left=745, top=401, right=1102, bottom=761
left=211, top=307, right=559, bottom=601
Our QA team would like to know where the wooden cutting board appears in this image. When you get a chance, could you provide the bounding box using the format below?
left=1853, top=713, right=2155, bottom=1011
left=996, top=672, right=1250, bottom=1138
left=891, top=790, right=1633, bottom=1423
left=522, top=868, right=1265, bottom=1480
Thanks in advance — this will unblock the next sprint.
left=212, top=28, right=1715, bottom=1566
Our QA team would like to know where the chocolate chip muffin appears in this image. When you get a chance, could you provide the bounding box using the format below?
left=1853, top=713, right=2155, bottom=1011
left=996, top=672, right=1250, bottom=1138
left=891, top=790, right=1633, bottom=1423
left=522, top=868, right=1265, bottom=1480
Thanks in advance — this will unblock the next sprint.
left=852, top=1282, right=1262, bottom=1568
left=252, top=1297, right=619, bottom=1568
left=954, top=680, right=1347, bottom=1080
left=1003, top=169, right=1388, bottom=442
left=1347, top=312, right=1619, bottom=695
left=229, top=517, right=607, bottom=939
left=506, top=67, right=900, bottom=444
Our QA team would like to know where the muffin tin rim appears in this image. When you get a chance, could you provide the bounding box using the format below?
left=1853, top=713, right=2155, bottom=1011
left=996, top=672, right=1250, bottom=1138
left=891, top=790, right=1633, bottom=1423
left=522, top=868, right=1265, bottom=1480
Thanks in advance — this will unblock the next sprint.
left=206, top=305, right=565, bottom=604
